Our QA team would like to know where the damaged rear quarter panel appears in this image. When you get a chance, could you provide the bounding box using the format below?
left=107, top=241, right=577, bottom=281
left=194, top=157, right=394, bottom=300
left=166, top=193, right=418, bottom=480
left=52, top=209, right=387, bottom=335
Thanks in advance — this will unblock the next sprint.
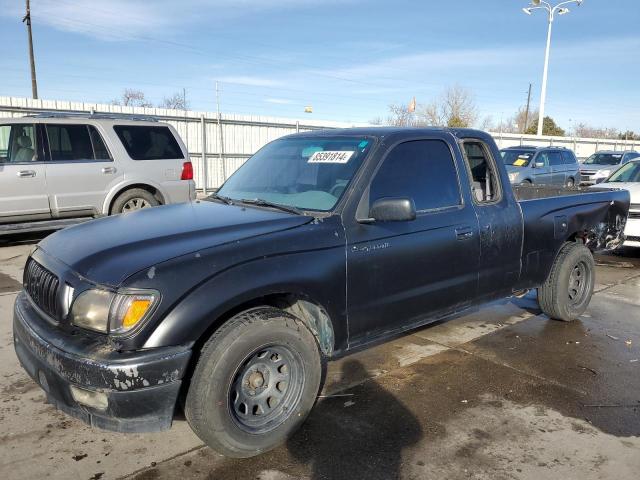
left=517, top=189, right=630, bottom=288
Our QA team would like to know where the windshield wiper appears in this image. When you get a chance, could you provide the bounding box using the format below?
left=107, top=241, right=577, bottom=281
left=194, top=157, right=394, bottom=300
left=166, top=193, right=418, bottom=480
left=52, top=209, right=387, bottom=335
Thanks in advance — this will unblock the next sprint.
left=206, top=192, right=234, bottom=205
left=238, top=198, right=304, bottom=215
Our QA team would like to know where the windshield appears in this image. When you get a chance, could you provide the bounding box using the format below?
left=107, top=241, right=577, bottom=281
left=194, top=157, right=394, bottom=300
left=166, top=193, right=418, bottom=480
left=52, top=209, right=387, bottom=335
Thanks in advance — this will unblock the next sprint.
left=583, top=153, right=623, bottom=166
left=217, top=136, right=373, bottom=211
left=501, top=150, right=534, bottom=167
left=607, top=162, right=640, bottom=183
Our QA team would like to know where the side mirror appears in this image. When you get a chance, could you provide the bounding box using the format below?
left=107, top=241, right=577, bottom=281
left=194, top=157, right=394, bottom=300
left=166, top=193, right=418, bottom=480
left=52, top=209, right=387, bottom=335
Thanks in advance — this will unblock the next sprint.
left=360, top=197, right=417, bottom=223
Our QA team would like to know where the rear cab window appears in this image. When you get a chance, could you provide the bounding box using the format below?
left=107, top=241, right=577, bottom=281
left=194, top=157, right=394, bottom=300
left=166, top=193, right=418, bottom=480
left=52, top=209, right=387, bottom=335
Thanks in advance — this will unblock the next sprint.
left=462, top=140, right=502, bottom=204
left=114, top=125, right=184, bottom=160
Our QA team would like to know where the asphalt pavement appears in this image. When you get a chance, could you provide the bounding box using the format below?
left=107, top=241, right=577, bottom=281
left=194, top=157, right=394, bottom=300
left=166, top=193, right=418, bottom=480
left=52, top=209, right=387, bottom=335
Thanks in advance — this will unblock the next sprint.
left=1, top=233, right=639, bottom=480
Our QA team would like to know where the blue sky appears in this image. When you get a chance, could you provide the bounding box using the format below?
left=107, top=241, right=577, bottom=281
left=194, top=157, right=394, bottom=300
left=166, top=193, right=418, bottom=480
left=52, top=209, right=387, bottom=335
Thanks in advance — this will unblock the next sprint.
left=0, top=0, right=638, bottom=131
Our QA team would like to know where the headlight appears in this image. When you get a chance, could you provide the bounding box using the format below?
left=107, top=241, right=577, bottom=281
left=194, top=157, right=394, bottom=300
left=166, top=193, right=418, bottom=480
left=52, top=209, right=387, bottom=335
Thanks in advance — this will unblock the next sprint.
left=508, top=172, right=518, bottom=182
left=69, top=289, right=158, bottom=334
left=594, top=169, right=611, bottom=179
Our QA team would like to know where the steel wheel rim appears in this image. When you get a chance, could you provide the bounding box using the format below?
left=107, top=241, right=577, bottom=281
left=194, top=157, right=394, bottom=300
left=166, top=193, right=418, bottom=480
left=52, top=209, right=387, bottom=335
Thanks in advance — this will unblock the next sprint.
left=568, top=260, right=589, bottom=305
left=229, top=345, right=304, bottom=434
left=122, top=198, right=151, bottom=212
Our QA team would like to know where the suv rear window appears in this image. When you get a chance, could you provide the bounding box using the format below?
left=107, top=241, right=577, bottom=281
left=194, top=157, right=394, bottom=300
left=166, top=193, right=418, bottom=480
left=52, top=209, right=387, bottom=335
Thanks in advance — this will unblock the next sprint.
left=114, top=125, right=184, bottom=160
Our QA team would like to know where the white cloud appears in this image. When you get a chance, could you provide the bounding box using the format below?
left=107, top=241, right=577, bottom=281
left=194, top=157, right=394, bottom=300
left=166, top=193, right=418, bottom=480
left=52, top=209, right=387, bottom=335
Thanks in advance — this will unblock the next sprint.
left=0, top=0, right=358, bottom=41
left=219, top=76, right=284, bottom=87
left=264, top=97, right=294, bottom=104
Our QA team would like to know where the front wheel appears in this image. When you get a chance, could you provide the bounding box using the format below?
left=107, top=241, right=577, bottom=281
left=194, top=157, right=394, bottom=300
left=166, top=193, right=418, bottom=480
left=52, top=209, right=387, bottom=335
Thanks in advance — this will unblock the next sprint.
left=538, top=242, right=595, bottom=321
left=185, top=307, right=325, bottom=458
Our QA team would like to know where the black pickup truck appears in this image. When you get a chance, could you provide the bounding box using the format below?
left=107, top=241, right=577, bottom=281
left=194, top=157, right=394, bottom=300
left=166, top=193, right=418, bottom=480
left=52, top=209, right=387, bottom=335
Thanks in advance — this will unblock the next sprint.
left=13, top=128, right=629, bottom=457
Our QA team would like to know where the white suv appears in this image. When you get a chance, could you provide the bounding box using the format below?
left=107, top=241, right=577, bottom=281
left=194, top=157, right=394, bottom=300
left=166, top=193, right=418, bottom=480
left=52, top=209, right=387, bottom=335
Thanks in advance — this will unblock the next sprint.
left=0, top=114, right=196, bottom=233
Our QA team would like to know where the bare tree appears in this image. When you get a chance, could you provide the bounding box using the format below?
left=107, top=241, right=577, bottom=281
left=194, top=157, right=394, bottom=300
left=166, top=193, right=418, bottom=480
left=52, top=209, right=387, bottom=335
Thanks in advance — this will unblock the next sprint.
left=573, top=123, right=619, bottom=139
left=111, top=89, right=153, bottom=108
left=160, top=91, right=189, bottom=111
left=417, top=85, right=478, bottom=127
left=386, top=104, right=426, bottom=127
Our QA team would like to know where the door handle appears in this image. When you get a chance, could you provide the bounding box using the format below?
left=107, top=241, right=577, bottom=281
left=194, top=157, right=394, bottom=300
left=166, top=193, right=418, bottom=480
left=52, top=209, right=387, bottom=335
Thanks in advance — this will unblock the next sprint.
left=102, top=167, right=116, bottom=174
left=17, top=170, right=36, bottom=178
left=455, top=226, right=474, bottom=240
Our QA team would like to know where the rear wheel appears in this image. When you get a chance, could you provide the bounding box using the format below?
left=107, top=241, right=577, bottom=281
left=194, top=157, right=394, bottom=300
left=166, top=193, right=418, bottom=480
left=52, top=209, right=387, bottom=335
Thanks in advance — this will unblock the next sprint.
left=185, top=307, right=325, bottom=458
left=538, top=242, right=595, bottom=321
left=110, top=188, right=158, bottom=214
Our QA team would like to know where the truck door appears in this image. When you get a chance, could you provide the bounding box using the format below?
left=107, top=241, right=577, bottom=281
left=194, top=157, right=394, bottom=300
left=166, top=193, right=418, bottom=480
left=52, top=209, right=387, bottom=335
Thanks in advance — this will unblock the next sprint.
left=461, top=139, right=523, bottom=301
left=43, top=124, right=123, bottom=217
left=0, top=123, right=50, bottom=223
left=345, top=136, right=480, bottom=345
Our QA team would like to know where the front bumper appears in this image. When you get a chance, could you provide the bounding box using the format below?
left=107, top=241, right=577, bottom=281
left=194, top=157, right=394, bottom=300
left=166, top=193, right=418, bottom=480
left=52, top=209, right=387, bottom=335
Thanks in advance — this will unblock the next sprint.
left=624, top=216, right=640, bottom=247
left=13, top=292, right=191, bottom=433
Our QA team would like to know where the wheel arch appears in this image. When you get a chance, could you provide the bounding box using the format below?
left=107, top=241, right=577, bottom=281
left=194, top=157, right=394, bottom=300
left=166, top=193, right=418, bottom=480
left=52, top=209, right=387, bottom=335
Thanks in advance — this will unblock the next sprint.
left=189, top=292, right=336, bottom=359
left=103, top=182, right=167, bottom=214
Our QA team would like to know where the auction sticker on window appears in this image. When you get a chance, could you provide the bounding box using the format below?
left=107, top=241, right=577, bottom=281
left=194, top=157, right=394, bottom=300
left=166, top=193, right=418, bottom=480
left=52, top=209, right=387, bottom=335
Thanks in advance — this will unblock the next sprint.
left=308, top=151, right=354, bottom=164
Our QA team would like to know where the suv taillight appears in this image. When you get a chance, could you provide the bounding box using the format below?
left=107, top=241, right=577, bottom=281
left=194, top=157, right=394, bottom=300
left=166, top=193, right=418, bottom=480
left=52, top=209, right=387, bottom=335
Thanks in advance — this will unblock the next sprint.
left=181, top=161, right=193, bottom=180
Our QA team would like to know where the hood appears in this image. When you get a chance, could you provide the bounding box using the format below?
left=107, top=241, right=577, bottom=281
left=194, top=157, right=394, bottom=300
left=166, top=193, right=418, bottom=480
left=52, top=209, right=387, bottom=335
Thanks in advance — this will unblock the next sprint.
left=579, top=163, right=619, bottom=172
left=38, top=201, right=313, bottom=286
left=597, top=182, right=640, bottom=202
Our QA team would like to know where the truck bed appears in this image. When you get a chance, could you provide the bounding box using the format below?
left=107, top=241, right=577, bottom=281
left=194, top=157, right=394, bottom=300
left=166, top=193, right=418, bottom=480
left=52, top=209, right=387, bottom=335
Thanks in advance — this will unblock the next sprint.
left=512, top=184, right=620, bottom=201
left=513, top=184, right=629, bottom=288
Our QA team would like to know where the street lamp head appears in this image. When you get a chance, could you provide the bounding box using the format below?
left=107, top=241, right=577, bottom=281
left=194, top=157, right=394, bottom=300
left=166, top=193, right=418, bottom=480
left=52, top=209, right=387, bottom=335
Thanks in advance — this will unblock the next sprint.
left=522, top=7, right=533, bottom=15
left=531, top=0, right=541, bottom=5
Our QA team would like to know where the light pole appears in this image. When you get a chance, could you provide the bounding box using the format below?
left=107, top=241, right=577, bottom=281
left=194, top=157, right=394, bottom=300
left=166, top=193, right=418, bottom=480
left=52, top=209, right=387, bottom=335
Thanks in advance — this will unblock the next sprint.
left=523, top=0, right=583, bottom=136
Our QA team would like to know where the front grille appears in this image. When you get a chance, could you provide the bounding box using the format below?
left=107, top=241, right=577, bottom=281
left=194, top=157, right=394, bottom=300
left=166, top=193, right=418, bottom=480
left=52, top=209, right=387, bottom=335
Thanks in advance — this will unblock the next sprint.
left=580, top=170, right=596, bottom=176
left=630, top=204, right=640, bottom=211
left=629, top=211, right=640, bottom=219
left=23, top=258, right=60, bottom=319
left=627, top=236, right=640, bottom=242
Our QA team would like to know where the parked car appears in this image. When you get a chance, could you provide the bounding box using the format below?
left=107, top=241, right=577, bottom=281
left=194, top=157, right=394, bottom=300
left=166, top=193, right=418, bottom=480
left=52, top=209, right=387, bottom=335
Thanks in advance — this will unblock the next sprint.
left=593, top=159, right=640, bottom=247
left=14, top=127, right=628, bottom=458
left=579, top=150, right=640, bottom=185
left=0, top=114, right=196, bottom=234
left=501, top=145, right=579, bottom=187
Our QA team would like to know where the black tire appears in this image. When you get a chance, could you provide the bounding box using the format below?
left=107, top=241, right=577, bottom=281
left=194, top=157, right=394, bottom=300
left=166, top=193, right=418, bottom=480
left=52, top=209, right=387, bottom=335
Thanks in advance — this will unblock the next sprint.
left=110, top=188, right=158, bottom=214
left=538, top=242, right=595, bottom=322
left=185, top=307, right=325, bottom=458
left=522, top=179, right=532, bottom=185
left=566, top=177, right=575, bottom=187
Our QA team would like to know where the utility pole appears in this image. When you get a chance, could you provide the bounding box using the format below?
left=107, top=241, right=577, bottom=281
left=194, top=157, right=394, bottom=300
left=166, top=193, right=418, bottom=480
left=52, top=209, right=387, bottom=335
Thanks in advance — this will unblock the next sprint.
left=523, top=83, right=532, bottom=133
left=23, top=0, right=38, bottom=99
left=215, top=81, right=226, bottom=182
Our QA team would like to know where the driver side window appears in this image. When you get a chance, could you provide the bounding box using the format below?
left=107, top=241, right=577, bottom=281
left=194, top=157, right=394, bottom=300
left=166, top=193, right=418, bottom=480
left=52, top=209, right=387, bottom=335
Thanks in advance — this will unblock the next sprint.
left=370, top=139, right=461, bottom=212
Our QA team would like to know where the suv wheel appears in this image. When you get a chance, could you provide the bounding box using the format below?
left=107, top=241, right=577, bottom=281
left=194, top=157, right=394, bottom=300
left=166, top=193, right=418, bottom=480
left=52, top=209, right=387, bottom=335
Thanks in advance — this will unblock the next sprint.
left=538, top=242, right=595, bottom=321
left=566, top=177, right=575, bottom=187
left=185, top=307, right=325, bottom=458
left=111, top=188, right=158, bottom=214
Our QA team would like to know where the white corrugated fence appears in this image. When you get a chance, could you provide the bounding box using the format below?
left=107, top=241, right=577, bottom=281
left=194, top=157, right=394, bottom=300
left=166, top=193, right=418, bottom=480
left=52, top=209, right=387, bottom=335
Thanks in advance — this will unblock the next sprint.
left=1, top=96, right=638, bottom=189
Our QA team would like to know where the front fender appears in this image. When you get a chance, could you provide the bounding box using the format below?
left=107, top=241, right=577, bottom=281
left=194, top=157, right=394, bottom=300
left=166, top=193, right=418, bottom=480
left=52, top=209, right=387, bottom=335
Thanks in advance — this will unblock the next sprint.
left=142, top=247, right=347, bottom=352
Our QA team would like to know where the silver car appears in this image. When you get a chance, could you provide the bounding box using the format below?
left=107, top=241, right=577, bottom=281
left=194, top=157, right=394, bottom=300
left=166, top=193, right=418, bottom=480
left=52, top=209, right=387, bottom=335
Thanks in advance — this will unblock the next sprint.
left=579, top=150, right=640, bottom=185
left=501, top=146, right=580, bottom=187
left=0, top=114, right=196, bottom=233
